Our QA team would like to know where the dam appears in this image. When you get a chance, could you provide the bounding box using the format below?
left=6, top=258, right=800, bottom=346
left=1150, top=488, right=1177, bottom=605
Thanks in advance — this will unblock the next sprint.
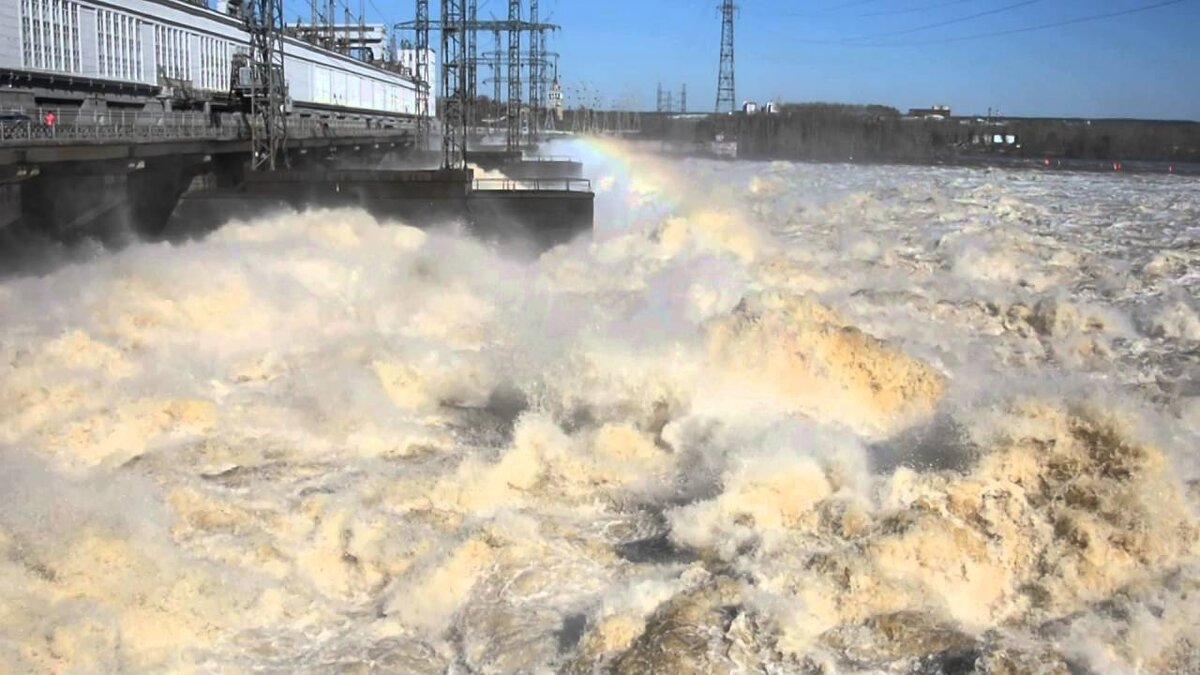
left=0, top=0, right=594, bottom=247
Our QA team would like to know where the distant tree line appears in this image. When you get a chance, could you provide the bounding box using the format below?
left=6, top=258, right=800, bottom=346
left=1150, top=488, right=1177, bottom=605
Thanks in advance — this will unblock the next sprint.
left=637, top=103, right=1200, bottom=164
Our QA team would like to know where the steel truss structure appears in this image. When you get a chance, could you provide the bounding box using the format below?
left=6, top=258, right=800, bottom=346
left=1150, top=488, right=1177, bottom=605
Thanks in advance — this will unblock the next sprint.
left=440, top=0, right=466, bottom=168
left=715, top=0, right=736, bottom=114
left=245, top=0, right=288, bottom=169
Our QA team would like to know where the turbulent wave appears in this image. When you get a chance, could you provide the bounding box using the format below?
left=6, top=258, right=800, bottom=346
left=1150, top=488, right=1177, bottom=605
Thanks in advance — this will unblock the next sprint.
left=1, top=141, right=1198, bottom=673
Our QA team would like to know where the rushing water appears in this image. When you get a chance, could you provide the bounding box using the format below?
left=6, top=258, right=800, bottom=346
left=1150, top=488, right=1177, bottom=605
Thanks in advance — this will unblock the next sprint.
left=1, top=140, right=1198, bottom=673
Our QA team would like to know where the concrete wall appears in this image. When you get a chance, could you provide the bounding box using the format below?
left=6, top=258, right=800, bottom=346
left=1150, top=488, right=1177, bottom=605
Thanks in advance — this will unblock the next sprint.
left=170, top=172, right=594, bottom=251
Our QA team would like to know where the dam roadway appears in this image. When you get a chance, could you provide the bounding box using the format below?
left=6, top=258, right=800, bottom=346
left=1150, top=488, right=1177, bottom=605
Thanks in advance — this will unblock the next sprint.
left=0, top=114, right=594, bottom=250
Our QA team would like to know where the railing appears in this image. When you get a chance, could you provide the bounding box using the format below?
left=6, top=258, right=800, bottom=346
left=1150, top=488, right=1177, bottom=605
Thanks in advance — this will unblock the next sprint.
left=473, top=177, right=592, bottom=192
left=524, top=155, right=575, bottom=162
left=0, top=108, right=415, bottom=144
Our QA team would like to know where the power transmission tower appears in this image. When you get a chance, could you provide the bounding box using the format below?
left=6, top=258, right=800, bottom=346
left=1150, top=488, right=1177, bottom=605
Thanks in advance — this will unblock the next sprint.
left=545, top=58, right=561, bottom=131
left=715, top=0, right=735, bottom=113
left=665, top=90, right=673, bottom=113
left=656, top=82, right=663, bottom=112
left=537, top=32, right=553, bottom=132
left=244, top=0, right=288, bottom=170
left=396, top=9, right=558, bottom=149
left=506, top=0, right=521, bottom=152
left=415, top=0, right=430, bottom=148
left=466, top=0, right=477, bottom=136
left=492, top=28, right=502, bottom=129
left=527, top=0, right=540, bottom=143
left=680, top=84, right=687, bottom=113
left=441, top=0, right=466, bottom=168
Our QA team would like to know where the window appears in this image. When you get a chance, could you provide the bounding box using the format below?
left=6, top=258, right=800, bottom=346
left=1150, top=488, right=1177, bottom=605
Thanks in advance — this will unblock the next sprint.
left=153, top=24, right=193, bottom=83
left=97, top=9, right=141, bottom=80
left=20, top=0, right=81, bottom=74
left=194, top=36, right=234, bottom=91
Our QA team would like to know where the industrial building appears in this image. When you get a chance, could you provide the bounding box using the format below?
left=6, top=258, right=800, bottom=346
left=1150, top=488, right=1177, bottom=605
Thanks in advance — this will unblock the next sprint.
left=0, top=0, right=428, bottom=120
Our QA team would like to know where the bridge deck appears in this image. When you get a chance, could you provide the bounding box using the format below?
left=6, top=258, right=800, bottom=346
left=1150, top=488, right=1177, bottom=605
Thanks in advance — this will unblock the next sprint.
left=0, top=112, right=415, bottom=167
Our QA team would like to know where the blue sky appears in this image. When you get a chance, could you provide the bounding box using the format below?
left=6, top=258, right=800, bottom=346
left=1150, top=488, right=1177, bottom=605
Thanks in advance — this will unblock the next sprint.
left=356, top=0, right=1200, bottom=119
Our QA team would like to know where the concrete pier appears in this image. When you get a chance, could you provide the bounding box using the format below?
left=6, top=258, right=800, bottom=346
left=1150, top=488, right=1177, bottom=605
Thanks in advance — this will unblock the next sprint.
left=170, top=168, right=595, bottom=250
left=1, top=126, right=596, bottom=252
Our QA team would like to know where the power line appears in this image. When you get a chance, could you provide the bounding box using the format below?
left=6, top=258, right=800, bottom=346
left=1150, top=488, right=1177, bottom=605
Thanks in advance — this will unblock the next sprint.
left=843, top=0, right=1040, bottom=42
left=785, top=0, right=883, bottom=16
left=857, top=0, right=1190, bottom=45
left=860, top=0, right=981, bottom=18
left=816, top=0, right=883, bottom=10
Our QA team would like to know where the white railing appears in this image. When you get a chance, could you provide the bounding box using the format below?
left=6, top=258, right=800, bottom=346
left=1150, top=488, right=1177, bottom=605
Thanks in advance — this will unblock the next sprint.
left=473, top=177, right=592, bottom=192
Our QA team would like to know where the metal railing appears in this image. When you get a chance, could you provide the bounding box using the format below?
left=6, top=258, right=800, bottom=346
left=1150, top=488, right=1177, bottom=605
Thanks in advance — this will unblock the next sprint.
left=473, top=177, right=592, bottom=192
left=0, top=108, right=415, bottom=144
left=524, top=154, right=575, bottom=162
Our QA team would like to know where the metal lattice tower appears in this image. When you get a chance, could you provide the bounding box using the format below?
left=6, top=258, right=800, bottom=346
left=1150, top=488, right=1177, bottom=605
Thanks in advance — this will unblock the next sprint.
left=466, top=0, right=478, bottom=135
left=681, top=84, right=687, bottom=113
left=492, top=28, right=502, bottom=126
left=538, top=32, right=555, bottom=132
left=527, top=0, right=539, bottom=143
left=415, top=0, right=430, bottom=147
left=441, top=0, right=467, bottom=168
left=715, top=0, right=735, bottom=113
left=246, top=0, right=288, bottom=170
left=506, top=0, right=521, bottom=152
left=544, top=59, right=561, bottom=131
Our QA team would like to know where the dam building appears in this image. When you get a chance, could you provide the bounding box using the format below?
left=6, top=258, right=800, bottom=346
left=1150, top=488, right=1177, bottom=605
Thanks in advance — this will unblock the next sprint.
left=0, top=0, right=431, bottom=122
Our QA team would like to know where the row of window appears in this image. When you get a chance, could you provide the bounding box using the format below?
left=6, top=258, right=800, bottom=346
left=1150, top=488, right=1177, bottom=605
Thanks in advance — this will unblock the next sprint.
left=17, top=3, right=414, bottom=110
left=197, top=35, right=236, bottom=91
left=20, top=0, right=82, bottom=74
left=97, top=9, right=141, bottom=80
left=154, top=25, right=185, bottom=81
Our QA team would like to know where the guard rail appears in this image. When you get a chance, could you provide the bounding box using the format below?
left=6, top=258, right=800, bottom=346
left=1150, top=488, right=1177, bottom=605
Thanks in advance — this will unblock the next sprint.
left=0, top=109, right=414, bottom=144
left=473, top=178, right=592, bottom=192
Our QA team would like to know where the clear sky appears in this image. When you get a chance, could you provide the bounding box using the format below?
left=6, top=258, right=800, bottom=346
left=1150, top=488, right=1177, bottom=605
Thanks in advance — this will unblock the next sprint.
left=356, top=0, right=1200, bottom=119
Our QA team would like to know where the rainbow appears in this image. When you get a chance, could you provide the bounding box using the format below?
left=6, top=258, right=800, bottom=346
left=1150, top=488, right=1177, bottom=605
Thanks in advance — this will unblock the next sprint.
left=544, top=136, right=683, bottom=235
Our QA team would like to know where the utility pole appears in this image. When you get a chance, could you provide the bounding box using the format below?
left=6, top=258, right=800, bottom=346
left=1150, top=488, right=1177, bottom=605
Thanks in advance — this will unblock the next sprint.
left=715, top=0, right=735, bottom=113
left=441, top=0, right=466, bottom=168
left=245, top=0, right=288, bottom=170
left=506, top=0, right=521, bottom=152
left=415, top=0, right=430, bottom=148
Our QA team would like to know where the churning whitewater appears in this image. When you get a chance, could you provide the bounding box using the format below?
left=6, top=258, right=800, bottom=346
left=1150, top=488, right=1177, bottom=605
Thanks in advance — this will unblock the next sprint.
left=1, top=141, right=1198, bottom=673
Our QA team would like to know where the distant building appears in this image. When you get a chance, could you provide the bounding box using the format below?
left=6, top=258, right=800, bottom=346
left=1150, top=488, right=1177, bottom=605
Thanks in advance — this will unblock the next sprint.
left=763, top=101, right=780, bottom=115
left=907, top=104, right=951, bottom=119
left=742, top=100, right=759, bottom=114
